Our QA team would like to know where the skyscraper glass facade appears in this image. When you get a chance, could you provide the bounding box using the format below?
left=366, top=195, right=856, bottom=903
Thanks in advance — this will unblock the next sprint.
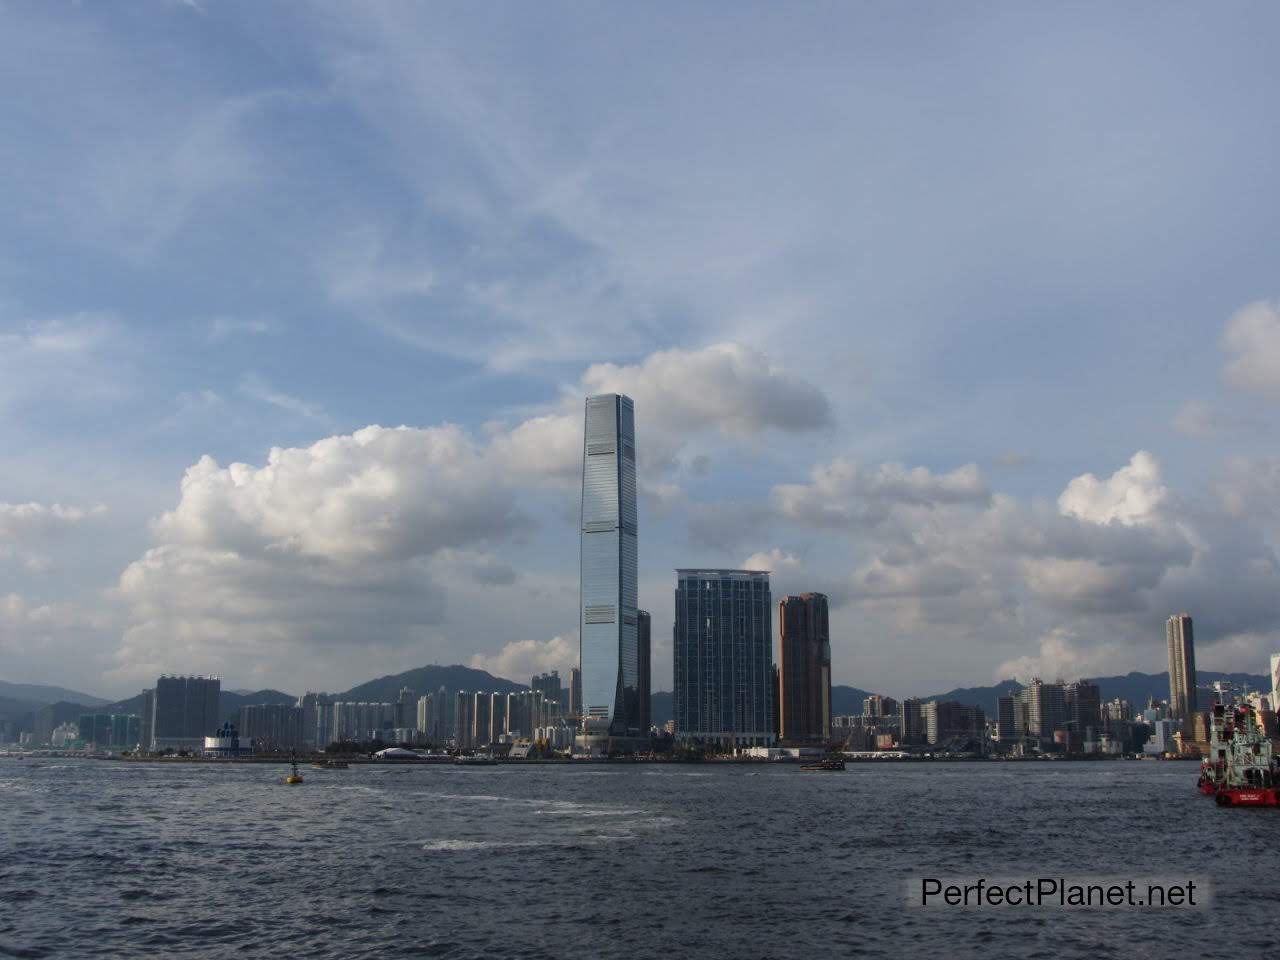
left=673, top=569, right=775, bottom=747
left=531, top=671, right=563, bottom=711
left=637, top=609, right=651, bottom=735
left=579, top=393, right=642, bottom=743
left=151, top=675, right=221, bottom=752
left=1166, top=613, right=1197, bottom=723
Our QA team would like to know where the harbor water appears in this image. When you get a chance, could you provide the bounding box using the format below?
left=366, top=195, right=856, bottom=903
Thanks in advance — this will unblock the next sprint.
left=1, top=760, right=1274, bottom=958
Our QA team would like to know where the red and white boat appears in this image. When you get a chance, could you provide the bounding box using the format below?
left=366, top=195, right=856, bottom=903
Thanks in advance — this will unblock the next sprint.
left=1200, top=702, right=1279, bottom=807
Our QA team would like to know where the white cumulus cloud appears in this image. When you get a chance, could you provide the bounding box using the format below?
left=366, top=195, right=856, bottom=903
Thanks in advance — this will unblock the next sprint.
left=113, top=424, right=528, bottom=688
left=469, top=634, right=576, bottom=683
left=492, top=342, right=834, bottom=487
left=581, top=343, right=831, bottom=437
left=994, top=629, right=1124, bottom=683
left=772, top=459, right=989, bottom=528
left=740, top=548, right=800, bottom=572
left=768, top=449, right=1278, bottom=692
left=1057, top=451, right=1166, bottom=527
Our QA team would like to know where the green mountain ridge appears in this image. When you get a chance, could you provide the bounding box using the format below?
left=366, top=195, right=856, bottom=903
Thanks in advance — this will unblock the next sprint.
left=0, top=680, right=110, bottom=708
left=333, top=664, right=525, bottom=703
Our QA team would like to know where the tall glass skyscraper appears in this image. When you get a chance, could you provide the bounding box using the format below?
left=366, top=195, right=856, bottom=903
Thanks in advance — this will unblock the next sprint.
left=674, top=569, right=776, bottom=748
left=1166, top=613, right=1197, bottom=724
left=579, top=393, right=642, bottom=749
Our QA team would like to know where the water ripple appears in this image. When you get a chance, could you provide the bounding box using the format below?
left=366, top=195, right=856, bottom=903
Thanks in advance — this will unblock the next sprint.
left=0, top=759, right=1262, bottom=958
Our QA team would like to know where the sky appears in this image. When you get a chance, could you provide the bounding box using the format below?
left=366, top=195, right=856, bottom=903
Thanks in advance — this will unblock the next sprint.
left=2, top=2, right=1280, bottom=700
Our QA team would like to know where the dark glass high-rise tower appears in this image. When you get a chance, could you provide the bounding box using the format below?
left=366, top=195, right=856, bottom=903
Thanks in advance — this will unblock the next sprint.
left=777, top=593, right=831, bottom=742
left=637, top=609, right=651, bottom=735
left=673, top=569, right=775, bottom=748
left=1166, top=613, right=1197, bottom=724
left=531, top=671, right=563, bottom=712
left=579, top=393, right=642, bottom=748
left=150, top=675, right=220, bottom=753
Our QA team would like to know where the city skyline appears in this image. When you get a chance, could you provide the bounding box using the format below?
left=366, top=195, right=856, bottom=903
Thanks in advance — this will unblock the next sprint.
left=5, top=8, right=1280, bottom=959
left=11, top=591, right=1276, bottom=754
left=3, top=5, right=1280, bottom=702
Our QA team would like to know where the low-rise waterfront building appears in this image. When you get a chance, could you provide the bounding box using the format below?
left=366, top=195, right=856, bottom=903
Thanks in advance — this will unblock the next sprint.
left=204, top=722, right=252, bottom=758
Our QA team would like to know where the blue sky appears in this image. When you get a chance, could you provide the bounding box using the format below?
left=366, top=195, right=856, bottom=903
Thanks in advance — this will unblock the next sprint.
left=2, top=2, right=1279, bottom=699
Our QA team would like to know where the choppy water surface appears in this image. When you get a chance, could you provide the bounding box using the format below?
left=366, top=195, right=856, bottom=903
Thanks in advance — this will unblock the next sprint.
left=1, top=760, right=1275, bottom=958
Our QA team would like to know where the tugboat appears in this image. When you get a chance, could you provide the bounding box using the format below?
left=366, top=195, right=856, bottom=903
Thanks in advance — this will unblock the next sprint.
left=800, top=755, right=846, bottom=772
left=1200, top=702, right=1278, bottom=806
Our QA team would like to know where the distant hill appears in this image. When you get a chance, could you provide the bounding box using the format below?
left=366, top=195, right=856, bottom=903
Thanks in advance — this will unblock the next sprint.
left=917, top=671, right=1270, bottom=716
left=1, top=665, right=524, bottom=739
left=334, top=664, right=526, bottom=703
left=1091, top=671, right=1267, bottom=710
left=101, top=693, right=146, bottom=716
left=3, top=696, right=118, bottom=738
left=0, top=680, right=109, bottom=708
left=916, top=679, right=1026, bottom=716
left=832, top=686, right=876, bottom=715
left=0, top=695, right=43, bottom=729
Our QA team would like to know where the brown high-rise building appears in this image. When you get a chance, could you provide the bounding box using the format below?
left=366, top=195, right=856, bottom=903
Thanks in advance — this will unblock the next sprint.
left=777, top=593, right=832, bottom=742
left=1166, top=613, right=1198, bottom=724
